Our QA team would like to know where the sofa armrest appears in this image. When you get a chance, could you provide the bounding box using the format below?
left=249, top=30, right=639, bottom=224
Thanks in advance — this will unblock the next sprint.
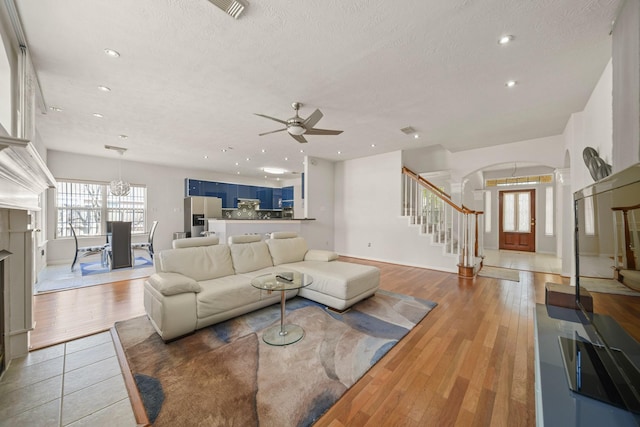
left=147, top=272, right=201, bottom=296
left=304, top=249, right=338, bottom=262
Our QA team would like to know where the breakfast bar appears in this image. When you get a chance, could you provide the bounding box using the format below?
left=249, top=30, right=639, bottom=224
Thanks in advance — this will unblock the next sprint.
left=206, top=219, right=314, bottom=244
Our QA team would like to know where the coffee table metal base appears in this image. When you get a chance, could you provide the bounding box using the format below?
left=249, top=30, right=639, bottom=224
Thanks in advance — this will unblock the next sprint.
left=262, top=324, right=305, bottom=346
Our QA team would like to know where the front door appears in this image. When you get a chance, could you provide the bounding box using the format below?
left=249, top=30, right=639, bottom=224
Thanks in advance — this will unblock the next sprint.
left=499, top=189, right=536, bottom=252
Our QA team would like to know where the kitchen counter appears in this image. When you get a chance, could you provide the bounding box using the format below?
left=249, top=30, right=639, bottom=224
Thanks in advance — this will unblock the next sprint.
left=206, top=219, right=315, bottom=222
left=206, top=219, right=314, bottom=243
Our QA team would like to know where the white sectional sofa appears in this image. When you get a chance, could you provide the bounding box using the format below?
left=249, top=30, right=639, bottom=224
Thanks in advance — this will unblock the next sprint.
left=143, top=232, right=380, bottom=341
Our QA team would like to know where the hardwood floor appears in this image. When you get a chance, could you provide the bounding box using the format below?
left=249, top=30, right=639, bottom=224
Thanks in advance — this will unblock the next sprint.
left=31, top=258, right=640, bottom=426
left=32, top=278, right=146, bottom=349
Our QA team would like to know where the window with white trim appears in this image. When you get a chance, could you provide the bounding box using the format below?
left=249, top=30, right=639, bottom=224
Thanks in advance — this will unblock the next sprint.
left=584, top=196, right=596, bottom=236
left=545, top=186, right=554, bottom=236
left=55, top=180, right=147, bottom=238
left=484, top=192, right=491, bottom=233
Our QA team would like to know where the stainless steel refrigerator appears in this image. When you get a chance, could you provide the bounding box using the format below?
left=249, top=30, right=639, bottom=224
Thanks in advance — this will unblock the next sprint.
left=184, top=196, right=222, bottom=237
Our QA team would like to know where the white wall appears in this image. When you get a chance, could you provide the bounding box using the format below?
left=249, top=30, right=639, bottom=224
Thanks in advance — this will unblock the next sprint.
left=0, top=3, right=16, bottom=137
left=565, top=60, right=614, bottom=194
left=301, top=156, right=335, bottom=250
left=452, top=135, right=565, bottom=179
left=612, top=0, right=640, bottom=172
left=560, top=58, right=614, bottom=276
left=334, top=151, right=457, bottom=271
left=45, top=150, right=290, bottom=265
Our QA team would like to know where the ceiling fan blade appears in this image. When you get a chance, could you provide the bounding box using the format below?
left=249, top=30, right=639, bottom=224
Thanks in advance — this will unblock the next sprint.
left=290, top=133, right=307, bottom=143
left=254, top=113, right=287, bottom=125
left=258, top=128, right=287, bottom=136
left=303, top=109, right=323, bottom=129
left=305, top=128, right=343, bottom=136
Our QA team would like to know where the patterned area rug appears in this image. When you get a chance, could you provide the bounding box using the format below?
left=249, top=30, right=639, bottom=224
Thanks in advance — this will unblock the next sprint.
left=80, top=256, right=153, bottom=276
left=578, top=277, right=640, bottom=297
left=114, top=290, right=437, bottom=426
left=477, top=266, right=520, bottom=282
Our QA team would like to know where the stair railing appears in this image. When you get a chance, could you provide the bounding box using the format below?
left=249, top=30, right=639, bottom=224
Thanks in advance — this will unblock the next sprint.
left=612, top=203, right=640, bottom=270
left=402, top=167, right=484, bottom=276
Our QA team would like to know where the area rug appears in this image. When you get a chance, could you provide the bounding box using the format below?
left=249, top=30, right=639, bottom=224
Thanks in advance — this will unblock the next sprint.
left=477, top=266, right=520, bottom=282
left=575, top=277, right=640, bottom=297
left=113, top=290, right=437, bottom=426
left=80, top=256, right=153, bottom=276
left=35, top=258, right=155, bottom=294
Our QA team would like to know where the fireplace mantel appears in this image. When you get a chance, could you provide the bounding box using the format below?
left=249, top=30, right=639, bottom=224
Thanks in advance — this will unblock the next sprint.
left=0, top=135, right=56, bottom=211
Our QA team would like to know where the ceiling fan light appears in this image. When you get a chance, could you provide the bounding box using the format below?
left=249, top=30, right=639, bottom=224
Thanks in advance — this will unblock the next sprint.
left=288, top=125, right=306, bottom=136
left=264, top=167, right=286, bottom=175
left=207, top=0, right=246, bottom=19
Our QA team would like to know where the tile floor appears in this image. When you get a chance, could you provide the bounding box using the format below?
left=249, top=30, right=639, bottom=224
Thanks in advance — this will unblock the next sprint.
left=483, top=249, right=562, bottom=274
left=0, top=332, right=136, bottom=426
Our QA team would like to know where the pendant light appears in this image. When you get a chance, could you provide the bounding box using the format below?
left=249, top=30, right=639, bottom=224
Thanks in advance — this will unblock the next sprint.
left=106, top=145, right=131, bottom=196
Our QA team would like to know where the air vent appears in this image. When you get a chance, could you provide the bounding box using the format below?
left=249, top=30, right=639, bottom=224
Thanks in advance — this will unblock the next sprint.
left=207, top=0, right=246, bottom=19
left=400, top=126, right=416, bottom=135
left=104, top=145, right=127, bottom=152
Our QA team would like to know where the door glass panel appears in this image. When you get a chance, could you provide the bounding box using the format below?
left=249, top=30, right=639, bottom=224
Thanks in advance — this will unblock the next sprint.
left=503, top=193, right=515, bottom=231
left=518, top=192, right=531, bottom=232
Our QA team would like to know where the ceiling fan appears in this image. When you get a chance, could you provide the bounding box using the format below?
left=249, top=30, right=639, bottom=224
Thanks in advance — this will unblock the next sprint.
left=255, top=102, right=343, bottom=143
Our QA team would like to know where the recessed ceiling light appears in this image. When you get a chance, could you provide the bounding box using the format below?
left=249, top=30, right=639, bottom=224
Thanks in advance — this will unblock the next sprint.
left=261, top=149, right=266, bottom=153
left=235, top=162, right=239, bottom=166
left=204, top=155, right=208, bottom=159
left=221, top=149, right=227, bottom=152
left=246, top=157, right=250, bottom=161
left=49, top=106, right=62, bottom=112
left=92, top=113, right=103, bottom=118
left=498, top=35, right=514, bottom=45
left=98, top=85, right=111, bottom=92
left=104, top=48, right=120, bottom=58
left=300, top=149, right=304, bottom=153
left=237, top=171, right=240, bottom=174
left=371, top=144, right=376, bottom=148
left=414, top=134, right=419, bottom=139
left=118, top=134, right=128, bottom=139
left=505, top=80, right=517, bottom=88
left=337, top=151, right=342, bottom=155
left=263, top=167, right=287, bottom=174
left=284, top=157, right=288, bottom=161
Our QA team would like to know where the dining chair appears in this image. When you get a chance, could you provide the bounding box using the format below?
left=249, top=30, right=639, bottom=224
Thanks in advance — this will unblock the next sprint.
left=109, top=221, right=133, bottom=269
left=69, top=222, right=109, bottom=272
left=132, top=220, right=158, bottom=259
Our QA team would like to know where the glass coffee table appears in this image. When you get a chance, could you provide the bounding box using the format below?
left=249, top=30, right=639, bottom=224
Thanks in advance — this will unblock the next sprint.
left=251, top=271, right=313, bottom=346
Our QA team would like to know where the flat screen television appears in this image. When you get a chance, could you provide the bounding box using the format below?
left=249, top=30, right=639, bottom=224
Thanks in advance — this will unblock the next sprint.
left=563, top=162, right=640, bottom=414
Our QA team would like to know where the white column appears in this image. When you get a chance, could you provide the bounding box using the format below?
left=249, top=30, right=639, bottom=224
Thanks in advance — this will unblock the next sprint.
left=7, top=209, right=34, bottom=359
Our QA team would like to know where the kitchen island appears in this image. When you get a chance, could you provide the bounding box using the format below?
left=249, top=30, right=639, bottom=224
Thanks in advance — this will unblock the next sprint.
left=206, top=219, right=314, bottom=244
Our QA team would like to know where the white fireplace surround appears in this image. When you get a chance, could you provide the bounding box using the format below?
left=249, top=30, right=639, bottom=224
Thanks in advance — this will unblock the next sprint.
left=0, top=135, right=55, bottom=363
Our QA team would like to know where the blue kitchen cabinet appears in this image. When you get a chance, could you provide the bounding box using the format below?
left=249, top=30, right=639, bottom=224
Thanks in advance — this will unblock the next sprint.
left=203, top=181, right=218, bottom=197
left=257, top=187, right=273, bottom=209
left=272, top=188, right=282, bottom=209
left=214, top=183, right=226, bottom=207
left=186, top=179, right=204, bottom=196
left=281, top=186, right=294, bottom=207
left=226, top=183, right=238, bottom=208
left=237, top=184, right=251, bottom=201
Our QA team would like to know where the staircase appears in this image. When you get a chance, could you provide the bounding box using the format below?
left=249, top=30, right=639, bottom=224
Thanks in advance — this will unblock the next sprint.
left=401, top=167, right=484, bottom=277
left=612, top=203, right=640, bottom=291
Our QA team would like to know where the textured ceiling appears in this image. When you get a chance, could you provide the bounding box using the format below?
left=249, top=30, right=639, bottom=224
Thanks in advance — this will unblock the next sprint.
left=13, top=0, right=620, bottom=180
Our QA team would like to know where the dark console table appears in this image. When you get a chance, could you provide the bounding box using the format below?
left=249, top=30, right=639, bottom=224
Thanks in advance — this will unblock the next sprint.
left=534, top=304, right=640, bottom=426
